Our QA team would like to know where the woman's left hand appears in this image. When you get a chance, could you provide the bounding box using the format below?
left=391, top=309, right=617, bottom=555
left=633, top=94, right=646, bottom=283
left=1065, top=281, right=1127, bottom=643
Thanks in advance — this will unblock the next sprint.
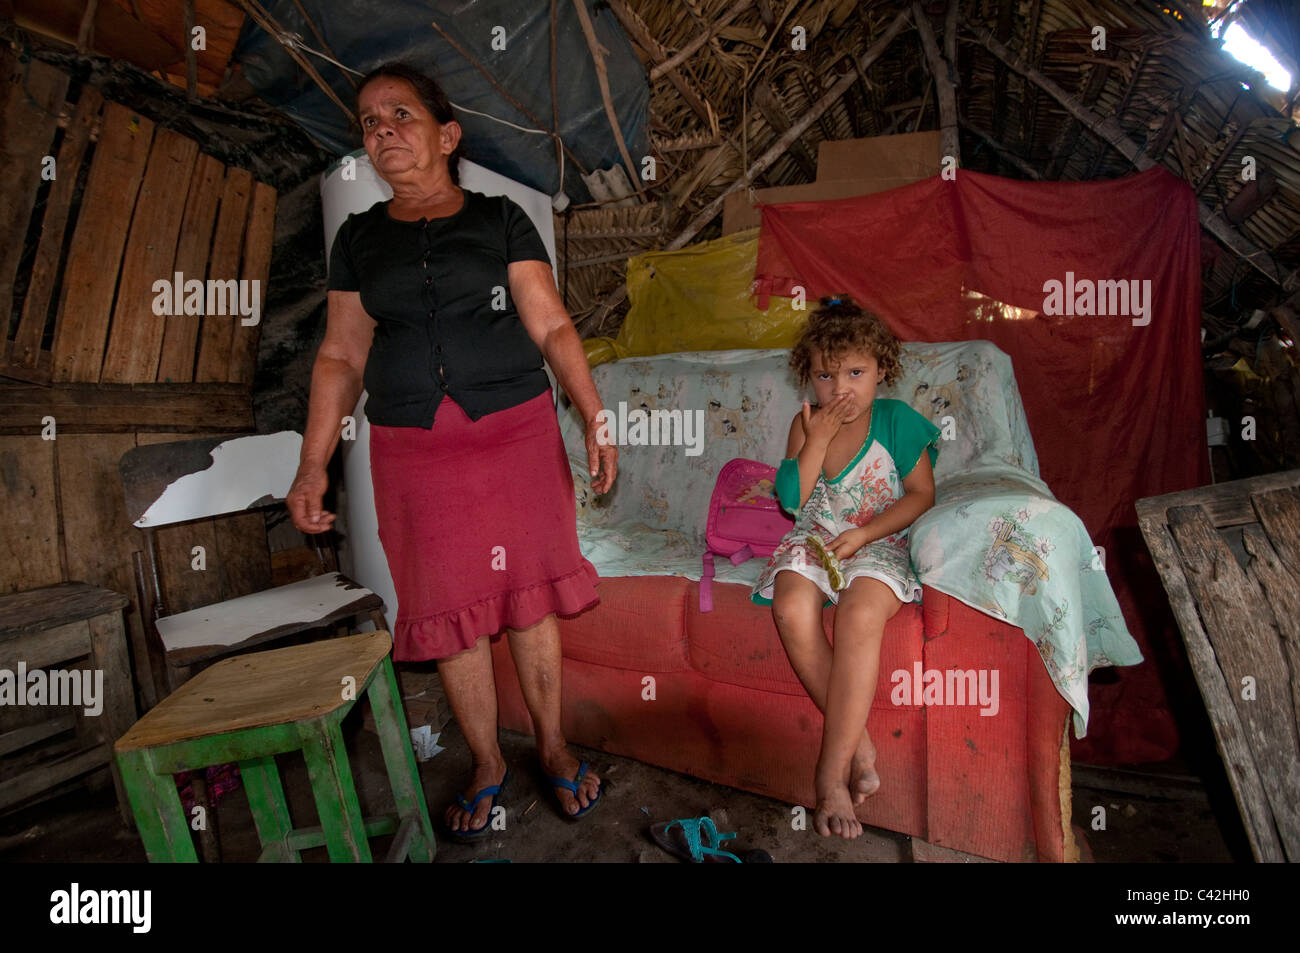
left=827, top=525, right=872, bottom=561
left=585, top=419, right=618, bottom=494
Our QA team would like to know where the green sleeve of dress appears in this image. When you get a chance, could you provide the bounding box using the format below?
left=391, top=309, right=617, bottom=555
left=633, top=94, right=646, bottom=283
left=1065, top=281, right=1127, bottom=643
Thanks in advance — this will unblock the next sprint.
left=885, top=399, right=942, bottom=478
left=775, top=457, right=802, bottom=516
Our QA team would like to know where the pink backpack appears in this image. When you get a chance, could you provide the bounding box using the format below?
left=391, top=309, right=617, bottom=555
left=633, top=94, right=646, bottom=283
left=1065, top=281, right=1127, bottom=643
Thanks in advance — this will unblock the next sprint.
left=700, top=458, right=795, bottom=611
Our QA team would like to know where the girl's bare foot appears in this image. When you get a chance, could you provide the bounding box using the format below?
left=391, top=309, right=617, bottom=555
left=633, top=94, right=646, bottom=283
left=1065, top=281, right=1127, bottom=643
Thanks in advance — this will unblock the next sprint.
left=814, top=772, right=863, bottom=839
left=850, top=730, right=881, bottom=805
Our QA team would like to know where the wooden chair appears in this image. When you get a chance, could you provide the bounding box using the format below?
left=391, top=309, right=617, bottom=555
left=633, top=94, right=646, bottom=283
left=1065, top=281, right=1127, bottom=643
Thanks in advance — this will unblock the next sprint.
left=118, top=432, right=389, bottom=697
left=115, top=630, right=435, bottom=862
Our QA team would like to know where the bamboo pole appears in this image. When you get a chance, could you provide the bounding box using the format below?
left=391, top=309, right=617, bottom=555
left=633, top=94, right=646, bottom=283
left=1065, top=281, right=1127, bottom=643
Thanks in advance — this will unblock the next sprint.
left=960, top=12, right=1296, bottom=291
left=571, top=0, right=646, bottom=200
left=914, top=2, right=959, bottom=163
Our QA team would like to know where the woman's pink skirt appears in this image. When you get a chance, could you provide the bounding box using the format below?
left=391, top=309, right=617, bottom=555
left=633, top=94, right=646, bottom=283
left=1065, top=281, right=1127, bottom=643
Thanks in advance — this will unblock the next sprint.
left=369, top=391, right=600, bottom=661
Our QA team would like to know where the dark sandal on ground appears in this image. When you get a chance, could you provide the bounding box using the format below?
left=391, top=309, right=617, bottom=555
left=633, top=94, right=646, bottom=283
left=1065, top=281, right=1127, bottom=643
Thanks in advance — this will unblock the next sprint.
left=548, top=760, right=602, bottom=820
left=444, top=768, right=509, bottom=844
left=648, top=816, right=773, bottom=863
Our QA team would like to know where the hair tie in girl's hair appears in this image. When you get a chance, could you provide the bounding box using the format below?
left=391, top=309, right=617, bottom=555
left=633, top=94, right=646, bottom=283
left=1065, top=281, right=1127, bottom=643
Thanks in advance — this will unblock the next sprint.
left=826, top=296, right=843, bottom=306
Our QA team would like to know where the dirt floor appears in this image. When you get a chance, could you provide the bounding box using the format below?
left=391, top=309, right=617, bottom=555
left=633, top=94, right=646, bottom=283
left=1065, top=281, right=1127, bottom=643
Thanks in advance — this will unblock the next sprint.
left=0, top=704, right=1248, bottom=863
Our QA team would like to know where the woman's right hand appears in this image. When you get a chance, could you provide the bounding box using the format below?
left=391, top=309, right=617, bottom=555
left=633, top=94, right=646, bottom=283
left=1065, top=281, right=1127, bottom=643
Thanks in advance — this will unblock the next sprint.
left=800, top=394, right=853, bottom=449
left=287, top=466, right=335, bottom=533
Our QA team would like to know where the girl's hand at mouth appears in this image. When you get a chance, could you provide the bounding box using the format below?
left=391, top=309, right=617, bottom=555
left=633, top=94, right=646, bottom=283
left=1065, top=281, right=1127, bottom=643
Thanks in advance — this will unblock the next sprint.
left=800, top=393, right=854, bottom=448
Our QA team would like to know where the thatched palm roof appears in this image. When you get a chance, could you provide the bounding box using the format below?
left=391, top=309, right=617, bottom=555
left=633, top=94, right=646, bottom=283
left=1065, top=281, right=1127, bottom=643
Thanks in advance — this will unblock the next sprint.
left=560, top=0, right=1300, bottom=351
left=10, top=0, right=1300, bottom=351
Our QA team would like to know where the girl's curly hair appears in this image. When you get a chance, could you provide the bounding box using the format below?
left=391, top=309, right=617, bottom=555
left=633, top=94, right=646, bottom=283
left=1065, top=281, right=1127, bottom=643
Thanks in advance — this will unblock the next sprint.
left=790, top=295, right=902, bottom=387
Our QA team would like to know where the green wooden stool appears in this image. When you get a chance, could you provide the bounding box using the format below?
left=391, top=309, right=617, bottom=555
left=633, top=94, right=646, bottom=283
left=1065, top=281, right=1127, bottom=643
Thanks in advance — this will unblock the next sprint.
left=114, top=630, right=435, bottom=862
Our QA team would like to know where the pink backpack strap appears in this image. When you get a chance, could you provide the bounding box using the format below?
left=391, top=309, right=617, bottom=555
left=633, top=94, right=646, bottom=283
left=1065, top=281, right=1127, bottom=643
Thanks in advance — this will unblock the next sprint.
left=700, top=544, right=757, bottom=612
left=700, top=551, right=715, bottom=612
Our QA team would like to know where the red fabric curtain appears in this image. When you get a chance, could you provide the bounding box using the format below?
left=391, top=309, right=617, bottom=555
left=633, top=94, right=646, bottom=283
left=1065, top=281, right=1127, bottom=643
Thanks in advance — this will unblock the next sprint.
left=754, top=165, right=1209, bottom=764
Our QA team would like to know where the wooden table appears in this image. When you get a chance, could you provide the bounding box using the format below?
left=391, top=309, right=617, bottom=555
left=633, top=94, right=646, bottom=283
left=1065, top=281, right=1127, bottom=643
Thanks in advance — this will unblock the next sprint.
left=0, top=583, right=136, bottom=823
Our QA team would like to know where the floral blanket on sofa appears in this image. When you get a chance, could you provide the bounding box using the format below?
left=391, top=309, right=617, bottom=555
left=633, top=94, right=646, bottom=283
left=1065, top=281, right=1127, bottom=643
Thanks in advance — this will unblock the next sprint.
left=558, top=343, right=1141, bottom=734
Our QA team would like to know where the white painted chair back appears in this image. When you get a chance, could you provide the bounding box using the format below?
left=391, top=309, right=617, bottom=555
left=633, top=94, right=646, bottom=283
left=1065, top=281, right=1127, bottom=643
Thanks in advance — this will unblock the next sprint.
left=121, top=431, right=303, bottom=528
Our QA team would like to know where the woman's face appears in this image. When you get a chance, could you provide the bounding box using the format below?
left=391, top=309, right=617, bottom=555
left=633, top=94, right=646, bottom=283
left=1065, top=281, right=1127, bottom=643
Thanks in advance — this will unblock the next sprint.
left=358, top=77, right=461, bottom=184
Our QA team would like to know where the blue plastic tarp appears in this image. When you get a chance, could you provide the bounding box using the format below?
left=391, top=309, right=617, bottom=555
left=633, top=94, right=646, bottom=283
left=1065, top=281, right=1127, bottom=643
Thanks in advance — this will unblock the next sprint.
left=234, top=0, right=649, bottom=201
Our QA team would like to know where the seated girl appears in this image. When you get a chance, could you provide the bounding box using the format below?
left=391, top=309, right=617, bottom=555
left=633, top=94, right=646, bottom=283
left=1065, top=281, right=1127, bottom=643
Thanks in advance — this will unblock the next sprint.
left=752, top=295, right=940, bottom=839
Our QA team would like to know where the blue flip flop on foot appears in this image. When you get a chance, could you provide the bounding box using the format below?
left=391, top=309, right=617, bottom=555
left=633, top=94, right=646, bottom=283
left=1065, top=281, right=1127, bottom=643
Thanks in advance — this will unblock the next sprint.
left=549, top=760, right=601, bottom=821
left=445, top=768, right=509, bottom=843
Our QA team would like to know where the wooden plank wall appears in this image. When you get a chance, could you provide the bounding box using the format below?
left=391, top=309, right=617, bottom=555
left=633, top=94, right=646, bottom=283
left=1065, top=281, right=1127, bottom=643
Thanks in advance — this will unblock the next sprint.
left=1, top=47, right=278, bottom=387
left=0, top=53, right=280, bottom=714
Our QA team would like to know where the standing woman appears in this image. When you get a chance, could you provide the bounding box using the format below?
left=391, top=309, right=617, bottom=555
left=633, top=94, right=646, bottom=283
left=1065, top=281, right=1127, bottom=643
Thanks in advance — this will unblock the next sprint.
left=287, top=63, right=616, bottom=839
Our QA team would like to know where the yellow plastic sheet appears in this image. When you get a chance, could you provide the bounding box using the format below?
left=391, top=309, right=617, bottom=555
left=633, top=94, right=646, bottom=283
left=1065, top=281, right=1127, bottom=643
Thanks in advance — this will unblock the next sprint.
left=584, top=228, right=806, bottom=367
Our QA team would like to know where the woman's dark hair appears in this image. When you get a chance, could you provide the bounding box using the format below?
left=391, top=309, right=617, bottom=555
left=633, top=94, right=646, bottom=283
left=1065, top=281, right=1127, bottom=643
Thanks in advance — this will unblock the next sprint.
left=357, top=63, right=465, bottom=185
left=790, top=295, right=903, bottom=387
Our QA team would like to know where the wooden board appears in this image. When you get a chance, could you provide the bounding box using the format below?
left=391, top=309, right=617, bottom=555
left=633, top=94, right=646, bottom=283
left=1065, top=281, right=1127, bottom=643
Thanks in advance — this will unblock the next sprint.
left=157, top=152, right=224, bottom=383
left=0, top=50, right=68, bottom=337
left=194, top=167, right=252, bottom=383
left=0, top=382, right=255, bottom=434
left=0, top=436, right=63, bottom=593
left=1137, top=469, right=1300, bottom=863
left=54, top=433, right=142, bottom=610
left=51, top=101, right=154, bottom=383
left=135, top=433, right=225, bottom=617
left=8, top=85, right=103, bottom=380
left=1168, top=503, right=1300, bottom=859
left=229, top=180, right=276, bottom=385
left=213, top=511, right=272, bottom=602
left=1242, top=522, right=1300, bottom=746
left=0, top=583, right=128, bottom=635
left=100, top=128, right=198, bottom=383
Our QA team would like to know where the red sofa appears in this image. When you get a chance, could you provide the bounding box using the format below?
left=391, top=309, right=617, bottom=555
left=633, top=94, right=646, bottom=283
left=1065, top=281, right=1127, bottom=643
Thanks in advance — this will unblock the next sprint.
left=492, top=574, right=1075, bottom=862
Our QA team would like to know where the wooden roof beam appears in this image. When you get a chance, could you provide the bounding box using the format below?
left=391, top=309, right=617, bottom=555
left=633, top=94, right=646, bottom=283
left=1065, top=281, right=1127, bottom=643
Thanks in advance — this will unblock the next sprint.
left=914, top=1, right=960, bottom=163
left=961, top=11, right=1297, bottom=292
left=753, top=83, right=818, bottom=180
